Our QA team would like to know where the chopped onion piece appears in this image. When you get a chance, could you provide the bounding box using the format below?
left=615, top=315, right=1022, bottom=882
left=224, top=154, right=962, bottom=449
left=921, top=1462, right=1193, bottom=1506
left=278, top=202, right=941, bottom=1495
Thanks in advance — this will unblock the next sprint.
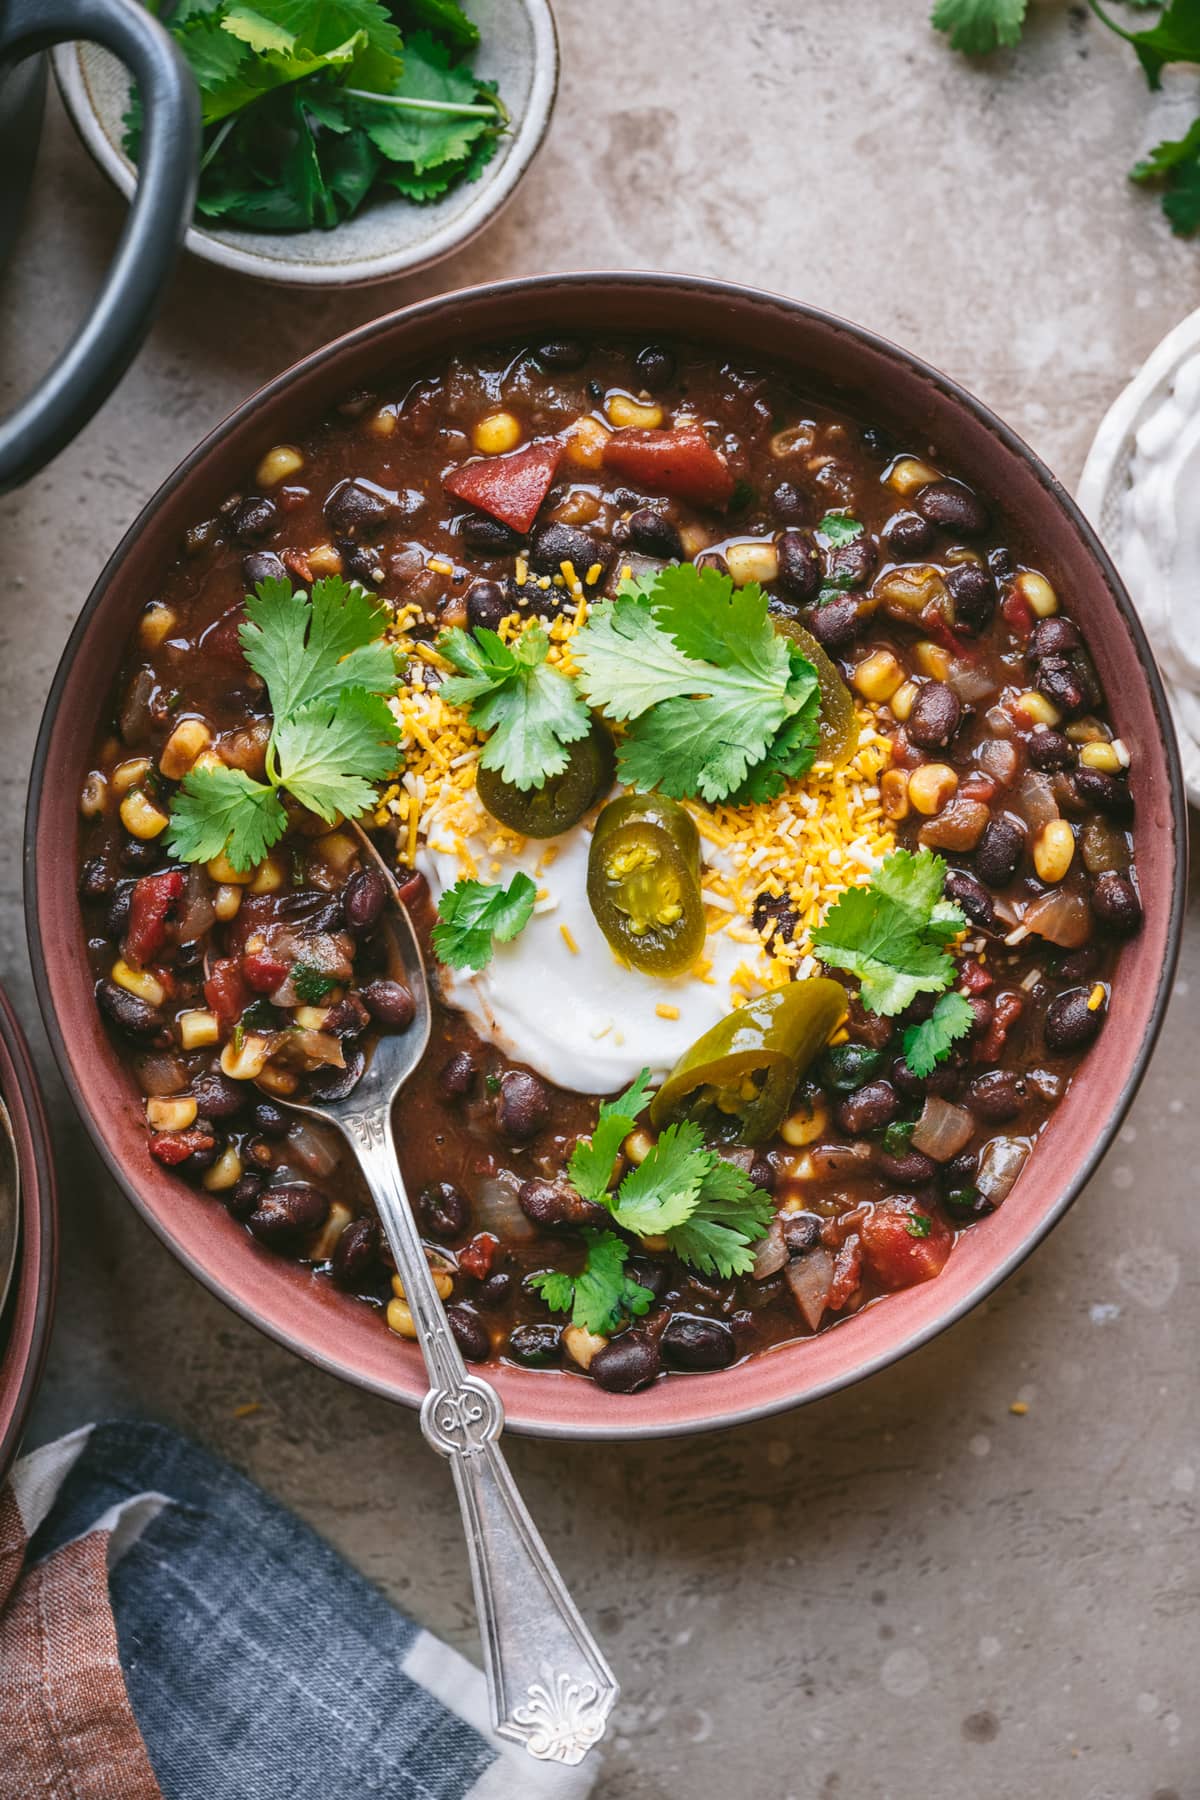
left=786, top=1247, right=835, bottom=1331
left=751, top=1218, right=788, bottom=1281
left=976, top=1137, right=1030, bottom=1204
left=286, top=1118, right=341, bottom=1179
left=135, top=1052, right=189, bottom=1097
left=1023, top=889, right=1091, bottom=949
left=948, top=659, right=999, bottom=704
left=911, top=1096, right=974, bottom=1162
left=475, top=1174, right=537, bottom=1241
left=1018, top=770, right=1060, bottom=831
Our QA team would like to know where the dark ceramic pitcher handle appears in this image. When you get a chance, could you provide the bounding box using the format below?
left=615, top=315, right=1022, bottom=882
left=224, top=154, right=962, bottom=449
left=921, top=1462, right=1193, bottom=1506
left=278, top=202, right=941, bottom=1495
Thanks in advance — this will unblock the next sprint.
left=0, top=0, right=198, bottom=493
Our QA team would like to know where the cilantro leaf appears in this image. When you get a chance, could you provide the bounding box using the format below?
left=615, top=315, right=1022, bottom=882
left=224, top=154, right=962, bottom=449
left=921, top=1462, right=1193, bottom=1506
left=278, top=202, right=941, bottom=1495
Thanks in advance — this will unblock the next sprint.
left=437, top=624, right=592, bottom=791
left=1092, top=0, right=1200, bottom=90
left=607, top=1121, right=711, bottom=1236
left=904, top=1211, right=934, bottom=1239
left=395, top=0, right=480, bottom=50
left=292, top=962, right=340, bottom=1003
left=270, top=687, right=400, bottom=821
left=574, top=565, right=819, bottom=803
left=240, top=576, right=396, bottom=718
left=167, top=764, right=288, bottom=869
left=930, top=0, right=1028, bottom=54
left=813, top=849, right=965, bottom=1016
left=902, top=990, right=976, bottom=1079
left=528, top=1230, right=655, bottom=1335
left=1131, top=116, right=1200, bottom=234
left=355, top=31, right=497, bottom=175
left=816, top=510, right=864, bottom=547
left=662, top=1157, right=775, bottom=1279
left=731, top=685, right=821, bottom=803
left=431, top=871, right=537, bottom=971
left=568, top=1069, right=656, bottom=1203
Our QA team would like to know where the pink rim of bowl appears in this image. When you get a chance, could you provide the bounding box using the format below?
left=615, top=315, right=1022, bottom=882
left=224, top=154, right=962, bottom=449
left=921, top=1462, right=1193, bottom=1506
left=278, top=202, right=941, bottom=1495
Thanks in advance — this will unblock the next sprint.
left=0, top=985, right=58, bottom=1479
left=25, top=273, right=1187, bottom=1440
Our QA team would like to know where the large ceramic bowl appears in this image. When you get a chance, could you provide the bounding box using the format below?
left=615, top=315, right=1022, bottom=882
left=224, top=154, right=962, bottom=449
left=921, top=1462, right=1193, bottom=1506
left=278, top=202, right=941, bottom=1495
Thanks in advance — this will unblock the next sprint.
left=0, top=985, right=58, bottom=1480
left=26, top=274, right=1187, bottom=1439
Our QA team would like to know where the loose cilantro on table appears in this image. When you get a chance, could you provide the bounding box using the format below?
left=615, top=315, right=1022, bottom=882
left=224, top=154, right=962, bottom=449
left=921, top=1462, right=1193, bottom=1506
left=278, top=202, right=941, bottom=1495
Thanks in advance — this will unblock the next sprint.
left=124, top=2, right=507, bottom=234
left=812, top=849, right=965, bottom=1017
left=167, top=576, right=401, bottom=873
left=573, top=563, right=821, bottom=805
left=430, top=871, right=537, bottom=971
left=902, top=990, right=976, bottom=1078
left=436, top=624, right=592, bottom=791
left=930, top=0, right=1028, bottom=54
left=528, top=1230, right=655, bottom=1336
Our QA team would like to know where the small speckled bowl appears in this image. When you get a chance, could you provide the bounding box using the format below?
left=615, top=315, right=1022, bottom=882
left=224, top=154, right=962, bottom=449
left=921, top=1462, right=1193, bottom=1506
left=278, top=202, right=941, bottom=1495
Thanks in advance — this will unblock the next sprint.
left=52, top=0, right=558, bottom=287
left=26, top=274, right=1187, bottom=1439
left=0, top=986, right=58, bottom=1481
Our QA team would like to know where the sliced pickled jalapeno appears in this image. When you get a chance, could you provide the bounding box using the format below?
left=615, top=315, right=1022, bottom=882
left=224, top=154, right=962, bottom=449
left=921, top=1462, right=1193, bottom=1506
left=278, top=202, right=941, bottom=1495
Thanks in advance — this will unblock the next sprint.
left=774, top=617, right=857, bottom=771
left=650, top=978, right=847, bottom=1145
left=586, top=793, right=705, bottom=976
left=476, top=724, right=615, bottom=838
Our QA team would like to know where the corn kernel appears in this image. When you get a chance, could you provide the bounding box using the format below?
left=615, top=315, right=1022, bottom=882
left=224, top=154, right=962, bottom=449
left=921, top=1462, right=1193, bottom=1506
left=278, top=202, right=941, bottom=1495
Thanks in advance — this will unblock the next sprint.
left=307, top=542, right=343, bottom=577
left=623, top=1129, right=656, bottom=1166
left=678, top=522, right=710, bottom=558
left=365, top=406, right=397, bottom=438
left=119, top=789, right=170, bottom=840
left=473, top=410, right=523, bottom=455
left=159, top=718, right=212, bottom=781
left=139, top=602, right=177, bottom=649
left=563, top=1326, right=607, bottom=1370
left=254, top=1063, right=299, bottom=1098
left=386, top=1297, right=418, bottom=1339
left=880, top=769, right=910, bottom=820
left=913, top=641, right=951, bottom=680
left=112, top=959, right=165, bottom=1007
left=309, top=1200, right=354, bottom=1264
left=1065, top=716, right=1106, bottom=744
left=780, top=1100, right=828, bottom=1147
left=1033, top=819, right=1075, bottom=884
left=1014, top=570, right=1058, bottom=617
left=606, top=393, right=664, bottom=430
left=725, top=540, right=780, bottom=588
left=1087, top=983, right=1107, bottom=1012
left=1079, top=741, right=1122, bottom=774
left=313, top=830, right=358, bottom=875
left=179, top=1009, right=220, bottom=1050
left=111, top=756, right=151, bottom=796
left=563, top=415, right=609, bottom=470
left=886, top=455, right=941, bottom=497
left=203, top=1145, right=243, bottom=1192
left=248, top=854, right=286, bottom=895
left=907, top=763, right=959, bottom=816
left=206, top=850, right=254, bottom=886
left=220, top=1033, right=273, bottom=1081
left=213, top=884, right=242, bottom=921
left=256, top=444, right=304, bottom=488
left=294, top=1005, right=331, bottom=1031
left=1014, top=690, right=1061, bottom=729
left=146, top=1095, right=198, bottom=1131
left=889, top=680, right=919, bottom=722
left=79, top=771, right=108, bottom=818
left=853, top=649, right=904, bottom=703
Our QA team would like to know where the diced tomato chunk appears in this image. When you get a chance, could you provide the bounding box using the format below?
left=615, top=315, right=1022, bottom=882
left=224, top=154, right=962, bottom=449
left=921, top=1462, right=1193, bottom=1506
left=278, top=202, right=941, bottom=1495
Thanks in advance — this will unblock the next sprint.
left=960, top=960, right=994, bottom=995
left=242, top=948, right=290, bottom=993
left=199, top=603, right=248, bottom=663
left=149, top=1125, right=216, bottom=1167
left=443, top=440, right=563, bottom=533
left=124, top=869, right=183, bottom=968
left=860, top=1198, right=953, bottom=1290
left=1001, top=587, right=1035, bottom=638
left=959, top=773, right=997, bottom=805
left=601, top=426, right=735, bottom=508
left=978, top=989, right=1023, bottom=1064
left=204, top=957, right=250, bottom=1031
left=459, top=1232, right=498, bottom=1281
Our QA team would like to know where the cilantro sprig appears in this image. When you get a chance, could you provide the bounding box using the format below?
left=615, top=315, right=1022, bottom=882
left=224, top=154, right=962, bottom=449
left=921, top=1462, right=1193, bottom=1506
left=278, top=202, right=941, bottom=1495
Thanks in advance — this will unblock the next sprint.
left=812, top=850, right=965, bottom=1017
left=574, top=563, right=821, bottom=804
left=431, top=871, right=537, bottom=971
left=167, top=576, right=401, bottom=874
left=436, top=624, right=592, bottom=792
left=528, top=1230, right=655, bottom=1336
left=902, top=990, right=976, bottom=1078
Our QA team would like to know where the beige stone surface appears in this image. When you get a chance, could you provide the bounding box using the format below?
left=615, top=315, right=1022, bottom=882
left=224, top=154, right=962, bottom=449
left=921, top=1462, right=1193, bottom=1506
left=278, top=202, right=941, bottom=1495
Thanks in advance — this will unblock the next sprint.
left=2, top=5, right=1198, bottom=1794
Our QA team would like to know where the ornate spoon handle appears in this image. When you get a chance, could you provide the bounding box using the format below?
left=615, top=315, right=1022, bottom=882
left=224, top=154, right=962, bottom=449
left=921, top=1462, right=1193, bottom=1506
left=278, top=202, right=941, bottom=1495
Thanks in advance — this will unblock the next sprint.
left=344, top=1109, right=619, bottom=1764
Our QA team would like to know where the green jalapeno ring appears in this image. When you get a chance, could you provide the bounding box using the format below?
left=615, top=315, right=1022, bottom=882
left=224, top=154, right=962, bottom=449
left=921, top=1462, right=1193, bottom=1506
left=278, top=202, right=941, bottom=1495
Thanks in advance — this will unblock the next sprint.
left=587, top=793, right=706, bottom=977
left=773, top=617, right=858, bottom=772
left=476, top=723, right=615, bottom=839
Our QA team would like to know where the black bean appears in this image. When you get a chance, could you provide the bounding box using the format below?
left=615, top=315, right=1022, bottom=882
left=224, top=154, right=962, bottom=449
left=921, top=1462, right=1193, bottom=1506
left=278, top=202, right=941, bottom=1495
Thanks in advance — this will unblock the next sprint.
left=251, top=1100, right=291, bottom=1138
left=275, top=889, right=344, bottom=930
left=624, top=507, right=683, bottom=561
left=876, top=1147, right=938, bottom=1186
left=306, top=1046, right=365, bottom=1102
left=916, top=479, right=988, bottom=536
left=748, top=1156, right=776, bottom=1194
left=946, top=562, right=995, bottom=635
left=438, top=1050, right=477, bottom=1100
left=191, top=1069, right=249, bottom=1120
left=771, top=482, right=808, bottom=525
left=966, top=1070, right=1025, bottom=1122
left=1074, top=767, right=1134, bottom=821
left=476, top=1272, right=513, bottom=1310
left=464, top=578, right=512, bottom=633
left=975, top=817, right=1025, bottom=888
left=907, top=681, right=962, bottom=750
left=105, top=880, right=135, bottom=938
left=507, top=1322, right=562, bottom=1366
left=1091, top=871, right=1142, bottom=936
left=529, top=521, right=612, bottom=583
left=340, top=541, right=385, bottom=587
left=661, top=1314, right=736, bottom=1371
left=1028, top=728, right=1075, bottom=772
left=79, top=858, right=114, bottom=903
left=751, top=890, right=799, bottom=943
left=324, top=479, right=389, bottom=538
left=776, top=528, right=822, bottom=602
left=1044, top=988, right=1104, bottom=1054
left=535, top=340, right=587, bottom=371
left=835, top=1079, right=900, bottom=1136
left=782, top=1211, right=823, bottom=1256
left=944, top=1149, right=978, bottom=1186
left=803, top=595, right=862, bottom=650
left=447, top=1304, right=491, bottom=1363
left=885, top=511, right=934, bottom=557
left=342, top=866, right=385, bottom=933
left=589, top=1331, right=661, bottom=1393
left=966, top=995, right=994, bottom=1038
left=244, top=1135, right=274, bottom=1170
left=1031, top=617, right=1082, bottom=658
left=459, top=514, right=525, bottom=556
left=416, top=1181, right=469, bottom=1239
left=225, top=1172, right=265, bottom=1220
left=230, top=495, right=278, bottom=544
left=322, top=995, right=370, bottom=1039
left=242, top=550, right=288, bottom=586
left=247, top=1183, right=329, bottom=1248
left=943, top=869, right=996, bottom=930
left=183, top=1124, right=221, bottom=1172
left=695, top=550, right=729, bottom=580
left=95, top=978, right=162, bottom=1038
left=497, top=1069, right=549, bottom=1141
left=360, top=980, right=415, bottom=1030
left=625, top=1256, right=667, bottom=1299
left=825, top=536, right=877, bottom=589
left=329, top=1217, right=380, bottom=1292
left=635, top=343, right=675, bottom=386
left=518, top=1177, right=607, bottom=1230
left=1057, top=944, right=1101, bottom=984
left=1036, top=657, right=1088, bottom=717
left=120, top=839, right=161, bottom=872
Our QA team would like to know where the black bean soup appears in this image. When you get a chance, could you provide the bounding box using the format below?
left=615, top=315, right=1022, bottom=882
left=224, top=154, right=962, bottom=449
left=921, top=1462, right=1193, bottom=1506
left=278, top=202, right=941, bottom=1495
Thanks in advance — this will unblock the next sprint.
left=77, top=336, right=1141, bottom=1396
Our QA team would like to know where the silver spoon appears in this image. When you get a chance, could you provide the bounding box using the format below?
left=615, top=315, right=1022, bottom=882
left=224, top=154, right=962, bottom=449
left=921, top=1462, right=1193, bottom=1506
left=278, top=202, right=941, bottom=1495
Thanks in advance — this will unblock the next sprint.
left=277, top=872, right=618, bottom=1767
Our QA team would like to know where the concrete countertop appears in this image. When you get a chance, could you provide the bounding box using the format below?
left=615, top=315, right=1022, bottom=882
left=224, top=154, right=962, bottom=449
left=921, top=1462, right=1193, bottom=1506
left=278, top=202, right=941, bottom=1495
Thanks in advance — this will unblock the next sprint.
left=2, top=4, right=1197, bottom=1794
